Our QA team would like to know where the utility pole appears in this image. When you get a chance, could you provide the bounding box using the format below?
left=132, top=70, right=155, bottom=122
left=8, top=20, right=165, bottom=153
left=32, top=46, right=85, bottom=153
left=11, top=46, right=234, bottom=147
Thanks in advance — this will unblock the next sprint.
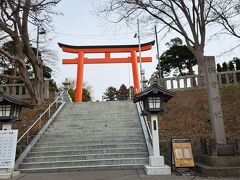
left=155, top=25, right=163, bottom=86
left=36, top=25, right=46, bottom=59
left=137, top=19, right=144, bottom=91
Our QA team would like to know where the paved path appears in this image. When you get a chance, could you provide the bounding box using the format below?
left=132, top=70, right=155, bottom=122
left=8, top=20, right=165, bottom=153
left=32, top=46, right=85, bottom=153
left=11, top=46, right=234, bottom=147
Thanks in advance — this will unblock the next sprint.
left=4, top=170, right=238, bottom=180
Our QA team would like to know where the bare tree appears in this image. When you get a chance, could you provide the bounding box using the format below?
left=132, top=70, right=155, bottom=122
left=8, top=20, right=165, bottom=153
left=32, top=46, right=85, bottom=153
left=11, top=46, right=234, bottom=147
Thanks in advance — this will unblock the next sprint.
left=0, top=0, right=61, bottom=105
left=209, top=0, right=240, bottom=38
left=97, top=0, right=219, bottom=86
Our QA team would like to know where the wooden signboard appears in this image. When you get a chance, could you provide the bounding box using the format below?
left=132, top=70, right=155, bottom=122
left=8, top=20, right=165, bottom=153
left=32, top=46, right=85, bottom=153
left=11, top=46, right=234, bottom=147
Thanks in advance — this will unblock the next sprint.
left=171, top=138, right=195, bottom=168
left=0, top=130, right=18, bottom=169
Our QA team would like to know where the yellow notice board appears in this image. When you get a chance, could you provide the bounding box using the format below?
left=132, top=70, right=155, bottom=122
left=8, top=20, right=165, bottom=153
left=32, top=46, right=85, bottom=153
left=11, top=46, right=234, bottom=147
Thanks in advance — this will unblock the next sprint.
left=172, top=138, right=195, bottom=168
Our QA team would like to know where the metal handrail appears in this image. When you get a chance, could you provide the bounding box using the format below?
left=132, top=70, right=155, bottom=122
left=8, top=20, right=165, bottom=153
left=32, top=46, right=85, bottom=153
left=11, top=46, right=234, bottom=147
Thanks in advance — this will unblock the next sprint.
left=138, top=102, right=152, bottom=141
left=17, top=91, right=65, bottom=143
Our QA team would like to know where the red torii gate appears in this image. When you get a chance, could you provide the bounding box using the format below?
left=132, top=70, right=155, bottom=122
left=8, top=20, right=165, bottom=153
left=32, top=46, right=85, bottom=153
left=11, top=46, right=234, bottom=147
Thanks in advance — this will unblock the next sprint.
left=58, top=41, right=155, bottom=102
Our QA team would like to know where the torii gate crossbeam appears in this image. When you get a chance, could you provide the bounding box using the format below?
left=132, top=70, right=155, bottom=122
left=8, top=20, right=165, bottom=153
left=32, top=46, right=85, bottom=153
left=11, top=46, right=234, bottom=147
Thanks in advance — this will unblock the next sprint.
left=58, top=41, right=155, bottom=102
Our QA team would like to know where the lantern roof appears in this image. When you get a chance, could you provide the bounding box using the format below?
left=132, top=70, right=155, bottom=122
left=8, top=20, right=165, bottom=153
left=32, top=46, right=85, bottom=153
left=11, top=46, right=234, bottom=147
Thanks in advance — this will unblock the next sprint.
left=0, top=91, right=33, bottom=108
left=133, top=83, right=175, bottom=103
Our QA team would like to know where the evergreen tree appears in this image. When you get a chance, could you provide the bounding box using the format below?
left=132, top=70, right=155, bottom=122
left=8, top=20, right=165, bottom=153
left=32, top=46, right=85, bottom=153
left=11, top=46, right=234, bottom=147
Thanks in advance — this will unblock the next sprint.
left=67, top=80, right=92, bottom=102
left=217, top=63, right=222, bottom=72
left=160, top=37, right=197, bottom=77
left=103, top=86, right=118, bottom=101
left=233, top=57, right=240, bottom=70
left=228, top=61, right=235, bottom=71
left=222, top=62, right=228, bottom=71
left=82, top=88, right=92, bottom=102
left=118, top=84, right=128, bottom=100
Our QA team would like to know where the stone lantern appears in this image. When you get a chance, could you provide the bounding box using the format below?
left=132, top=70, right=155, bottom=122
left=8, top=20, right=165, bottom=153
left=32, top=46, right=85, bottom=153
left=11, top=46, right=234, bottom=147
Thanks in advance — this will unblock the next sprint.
left=133, top=83, right=175, bottom=175
left=62, top=78, right=72, bottom=102
left=0, top=91, right=32, bottom=130
left=62, top=78, right=70, bottom=92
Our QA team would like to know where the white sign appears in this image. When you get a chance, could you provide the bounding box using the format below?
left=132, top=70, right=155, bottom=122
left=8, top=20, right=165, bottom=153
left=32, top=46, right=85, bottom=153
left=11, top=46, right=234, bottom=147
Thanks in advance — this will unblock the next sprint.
left=0, top=130, right=18, bottom=169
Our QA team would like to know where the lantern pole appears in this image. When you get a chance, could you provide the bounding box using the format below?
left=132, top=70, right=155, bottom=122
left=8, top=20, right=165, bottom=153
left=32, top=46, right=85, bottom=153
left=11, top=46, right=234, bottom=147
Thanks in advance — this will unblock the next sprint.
left=137, top=19, right=144, bottom=91
left=154, top=25, right=163, bottom=86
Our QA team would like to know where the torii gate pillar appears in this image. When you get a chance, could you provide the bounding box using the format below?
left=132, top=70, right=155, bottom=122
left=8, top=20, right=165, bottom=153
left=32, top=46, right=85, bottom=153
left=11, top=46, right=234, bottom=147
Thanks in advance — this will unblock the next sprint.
left=76, top=52, right=84, bottom=102
left=131, top=51, right=141, bottom=93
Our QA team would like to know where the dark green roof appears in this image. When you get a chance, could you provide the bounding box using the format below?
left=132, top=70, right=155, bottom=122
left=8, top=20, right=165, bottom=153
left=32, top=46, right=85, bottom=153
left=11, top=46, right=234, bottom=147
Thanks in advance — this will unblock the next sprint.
left=0, top=91, right=33, bottom=108
left=133, top=83, right=175, bottom=103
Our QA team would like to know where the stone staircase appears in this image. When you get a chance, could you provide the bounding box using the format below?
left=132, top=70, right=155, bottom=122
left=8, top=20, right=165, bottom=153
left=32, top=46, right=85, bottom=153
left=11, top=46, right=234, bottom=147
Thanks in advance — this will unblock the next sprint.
left=18, top=101, right=148, bottom=172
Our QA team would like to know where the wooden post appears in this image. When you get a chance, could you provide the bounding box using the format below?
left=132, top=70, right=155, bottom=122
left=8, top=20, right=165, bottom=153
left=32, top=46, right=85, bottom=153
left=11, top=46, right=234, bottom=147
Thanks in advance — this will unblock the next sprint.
left=204, top=56, right=226, bottom=144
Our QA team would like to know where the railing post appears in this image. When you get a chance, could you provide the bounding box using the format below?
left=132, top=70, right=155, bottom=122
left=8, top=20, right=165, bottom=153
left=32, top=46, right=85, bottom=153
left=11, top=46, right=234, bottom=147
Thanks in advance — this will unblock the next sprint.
left=226, top=73, right=230, bottom=85
left=163, top=79, right=167, bottom=89
left=39, top=117, right=42, bottom=131
left=48, top=104, right=51, bottom=118
left=217, top=73, right=223, bottom=88
left=171, top=79, right=174, bottom=90
left=233, top=71, right=237, bottom=84
left=184, top=77, right=187, bottom=89
left=177, top=78, right=180, bottom=89
left=26, top=131, right=29, bottom=145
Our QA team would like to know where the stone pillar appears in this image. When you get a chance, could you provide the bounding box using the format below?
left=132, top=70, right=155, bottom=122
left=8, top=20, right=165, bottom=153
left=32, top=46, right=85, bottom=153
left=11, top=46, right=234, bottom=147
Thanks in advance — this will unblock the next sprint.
left=204, top=56, right=226, bottom=144
left=145, top=115, right=171, bottom=175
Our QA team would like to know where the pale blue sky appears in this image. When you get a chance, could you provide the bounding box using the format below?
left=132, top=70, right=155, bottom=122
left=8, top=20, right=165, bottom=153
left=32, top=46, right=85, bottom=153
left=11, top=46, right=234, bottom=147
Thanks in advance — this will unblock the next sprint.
left=45, top=0, right=239, bottom=100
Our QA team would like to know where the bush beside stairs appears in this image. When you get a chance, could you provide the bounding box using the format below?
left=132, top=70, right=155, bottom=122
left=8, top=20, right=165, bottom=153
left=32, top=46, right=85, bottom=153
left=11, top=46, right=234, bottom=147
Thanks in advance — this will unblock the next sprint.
left=18, top=101, right=149, bottom=172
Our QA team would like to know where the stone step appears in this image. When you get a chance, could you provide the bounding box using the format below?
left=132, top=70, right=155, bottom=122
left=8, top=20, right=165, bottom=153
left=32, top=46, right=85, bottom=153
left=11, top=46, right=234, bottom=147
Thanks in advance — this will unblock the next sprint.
left=51, top=117, right=138, bottom=123
left=37, top=137, right=145, bottom=144
left=42, top=131, right=143, bottom=138
left=24, top=152, right=148, bottom=163
left=28, top=148, right=148, bottom=157
left=20, top=158, right=148, bottom=169
left=45, top=127, right=142, bottom=134
left=44, top=131, right=142, bottom=136
left=50, top=122, right=140, bottom=129
left=54, top=118, right=139, bottom=122
left=49, top=123, right=140, bottom=129
left=31, top=143, right=146, bottom=152
left=36, top=139, right=146, bottom=147
left=19, top=164, right=144, bottom=173
left=59, top=110, right=137, bottom=113
left=58, top=110, right=137, bottom=114
left=40, top=135, right=144, bottom=142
